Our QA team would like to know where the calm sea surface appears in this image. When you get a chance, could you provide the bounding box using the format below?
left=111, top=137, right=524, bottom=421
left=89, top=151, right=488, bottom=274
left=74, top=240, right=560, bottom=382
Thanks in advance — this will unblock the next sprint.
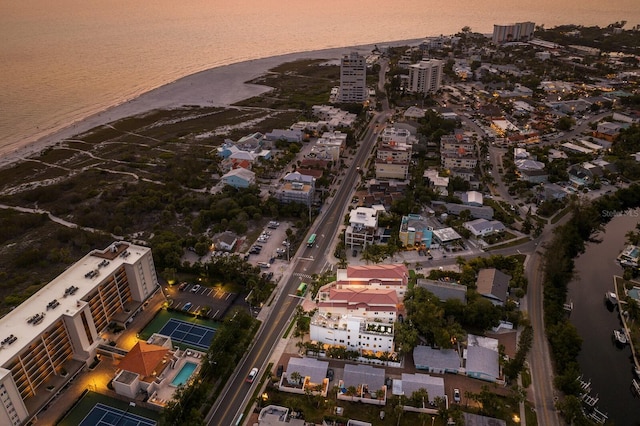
left=1, top=0, right=639, bottom=155
left=568, top=212, right=640, bottom=425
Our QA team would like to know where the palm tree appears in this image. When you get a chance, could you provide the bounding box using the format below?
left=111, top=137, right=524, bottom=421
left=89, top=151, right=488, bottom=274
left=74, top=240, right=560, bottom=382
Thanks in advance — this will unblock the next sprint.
left=289, top=371, right=302, bottom=386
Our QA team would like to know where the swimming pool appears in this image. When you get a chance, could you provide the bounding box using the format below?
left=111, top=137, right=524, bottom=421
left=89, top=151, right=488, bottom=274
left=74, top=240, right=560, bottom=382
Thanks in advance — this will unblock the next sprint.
left=171, top=362, right=197, bottom=387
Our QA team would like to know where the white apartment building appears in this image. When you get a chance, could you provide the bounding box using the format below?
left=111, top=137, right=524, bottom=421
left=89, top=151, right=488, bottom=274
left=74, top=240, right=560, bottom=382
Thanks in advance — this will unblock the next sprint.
left=0, top=242, right=159, bottom=425
left=407, top=59, right=444, bottom=94
left=441, top=151, right=478, bottom=169
left=375, top=140, right=412, bottom=180
left=440, top=134, right=475, bottom=152
left=314, top=131, right=348, bottom=163
left=339, top=52, right=367, bottom=103
left=381, top=127, right=414, bottom=145
left=310, top=288, right=398, bottom=355
left=492, top=22, right=535, bottom=44
left=345, top=207, right=379, bottom=249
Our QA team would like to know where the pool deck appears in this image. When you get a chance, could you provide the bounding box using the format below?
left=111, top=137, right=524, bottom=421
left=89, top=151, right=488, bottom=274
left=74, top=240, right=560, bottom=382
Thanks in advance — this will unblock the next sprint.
left=148, top=349, right=204, bottom=407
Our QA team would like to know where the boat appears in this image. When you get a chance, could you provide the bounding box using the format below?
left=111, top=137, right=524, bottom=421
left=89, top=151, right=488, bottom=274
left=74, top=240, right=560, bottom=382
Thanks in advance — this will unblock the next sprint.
left=605, top=291, right=618, bottom=305
left=614, top=329, right=628, bottom=345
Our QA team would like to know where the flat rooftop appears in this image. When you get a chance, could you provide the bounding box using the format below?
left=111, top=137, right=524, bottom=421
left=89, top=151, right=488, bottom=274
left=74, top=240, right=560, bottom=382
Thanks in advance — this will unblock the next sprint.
left=0, top=242, right=151, bottom=367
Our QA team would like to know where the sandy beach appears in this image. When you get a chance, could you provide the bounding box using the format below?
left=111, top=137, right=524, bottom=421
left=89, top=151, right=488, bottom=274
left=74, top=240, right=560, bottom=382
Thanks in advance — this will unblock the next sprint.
left=0, top=39, right=421, bottom=171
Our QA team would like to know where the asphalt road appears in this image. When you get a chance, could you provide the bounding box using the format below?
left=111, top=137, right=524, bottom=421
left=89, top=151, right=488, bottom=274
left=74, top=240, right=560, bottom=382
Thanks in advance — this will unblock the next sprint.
left=205, top=100, right=392, bottom=426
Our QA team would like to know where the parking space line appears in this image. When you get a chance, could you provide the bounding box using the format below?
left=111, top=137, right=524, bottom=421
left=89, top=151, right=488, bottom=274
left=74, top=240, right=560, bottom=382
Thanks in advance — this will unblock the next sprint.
left=205, top=288, right=213, bottom=296
left=213, top=309, right=219, bottom=318
left=225, top=293, right=232, bottom=300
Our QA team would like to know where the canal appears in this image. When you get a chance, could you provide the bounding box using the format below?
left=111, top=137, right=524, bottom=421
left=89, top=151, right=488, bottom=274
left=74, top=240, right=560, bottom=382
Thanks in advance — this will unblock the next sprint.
left=567, top=210, right=640, bottom=425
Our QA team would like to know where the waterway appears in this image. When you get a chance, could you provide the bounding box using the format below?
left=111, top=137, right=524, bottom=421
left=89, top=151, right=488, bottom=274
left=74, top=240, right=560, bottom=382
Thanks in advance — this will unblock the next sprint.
left=568, top=210, right=640, bottom=425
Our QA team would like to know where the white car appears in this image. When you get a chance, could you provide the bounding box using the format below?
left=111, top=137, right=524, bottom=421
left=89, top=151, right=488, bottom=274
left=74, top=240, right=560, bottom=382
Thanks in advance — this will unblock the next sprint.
left=246, top=367, right=259, bottom=383
left=453, top=388, right=461, bottom=403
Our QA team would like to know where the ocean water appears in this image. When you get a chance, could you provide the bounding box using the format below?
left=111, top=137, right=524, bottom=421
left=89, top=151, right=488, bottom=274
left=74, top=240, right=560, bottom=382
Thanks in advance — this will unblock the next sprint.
left=1, top=0, right=638, bottom=156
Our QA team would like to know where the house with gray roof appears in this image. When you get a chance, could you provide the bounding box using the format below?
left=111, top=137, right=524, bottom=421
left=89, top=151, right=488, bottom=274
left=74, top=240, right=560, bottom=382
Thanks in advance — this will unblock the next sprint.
left=416, top=279, right=467, bottom=304
left=264, top=129, right=303, bottom=143
left=220, top=167, right=256, bottom=189
left=476, top=268, right=511, bottom=306
left=463, top=219, right=505, bottom=238
left=280, top=357, right=329, bottom=397
left=465, top=345, right=500, bottom=382
left=285, top=357, right=328, bottom=386
left=393, top=373, right=445, bottom=405
left=442, top=202, right=494, bottom=220
left=413, top=346, right=461, bottom=374
left=338, top=364, right=387, bottom=405
left=463, top=412, right=506, bottom=426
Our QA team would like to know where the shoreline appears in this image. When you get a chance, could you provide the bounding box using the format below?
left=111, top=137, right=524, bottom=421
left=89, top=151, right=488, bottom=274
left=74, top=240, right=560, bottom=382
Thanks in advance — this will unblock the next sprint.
left=0, top=37, right=423, bottom=171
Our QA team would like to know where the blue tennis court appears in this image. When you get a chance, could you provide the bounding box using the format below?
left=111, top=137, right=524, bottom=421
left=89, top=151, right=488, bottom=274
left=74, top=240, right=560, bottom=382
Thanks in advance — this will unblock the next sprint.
left=79, top=403, right=156, bottom=426
left=157, top=318, right=216, bottom=350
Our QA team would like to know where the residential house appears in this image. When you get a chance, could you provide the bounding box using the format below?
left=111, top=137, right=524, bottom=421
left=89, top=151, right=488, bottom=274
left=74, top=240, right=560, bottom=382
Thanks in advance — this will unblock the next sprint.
left=338, top=364, right=387, bottom=405
left=220, top=168, right=256, bottom=189
left=476, top=268, right=511, bottom=306
left=393, top=373, right=445, bottom=405
left=213, top=231, right=237, bottom=252
left=264, top=129, right=303, bottom=143
left=463, top=219, right=505, bottom=238
left=280, top=357, right=329, bottom=397
left=465, top=334, right=501, bottom=382
left=442, top=202, right=494, bottom=220
left=423, top=169, right=449, bottom=194
left=462, top=191, right=483, bottom=207
left=413, top=346, right=461, bottom=374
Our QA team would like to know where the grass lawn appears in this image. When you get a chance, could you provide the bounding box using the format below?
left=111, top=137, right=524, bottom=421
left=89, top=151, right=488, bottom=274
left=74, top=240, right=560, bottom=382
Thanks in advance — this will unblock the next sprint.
left=57, top=390, right=160, bottom=426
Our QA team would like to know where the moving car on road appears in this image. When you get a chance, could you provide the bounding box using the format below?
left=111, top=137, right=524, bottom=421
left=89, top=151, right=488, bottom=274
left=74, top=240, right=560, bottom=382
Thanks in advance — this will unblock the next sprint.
left=247, top=367, right=259, bottom=383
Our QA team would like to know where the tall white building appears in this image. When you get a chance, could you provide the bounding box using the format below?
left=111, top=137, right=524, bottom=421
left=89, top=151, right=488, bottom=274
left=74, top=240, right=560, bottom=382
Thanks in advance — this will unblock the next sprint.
left=407, top=59, right=444, bottom=95
left=492, top=22, right=535, bottom=44
left=339, top=52, right=367, bottom=103
left=0, top=242, right=159, bottom=425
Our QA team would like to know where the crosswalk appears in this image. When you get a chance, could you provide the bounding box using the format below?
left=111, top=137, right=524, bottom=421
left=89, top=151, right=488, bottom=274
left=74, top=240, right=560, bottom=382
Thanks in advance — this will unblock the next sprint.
left=293, top=273, right=313, bottom=281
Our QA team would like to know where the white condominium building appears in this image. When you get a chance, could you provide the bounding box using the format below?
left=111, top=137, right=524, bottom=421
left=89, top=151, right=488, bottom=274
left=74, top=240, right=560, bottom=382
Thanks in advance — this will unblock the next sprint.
left=0, top=242, right=158, bottom=425
left=408, top=59, right=444, bottom=95
left=339, top=52, right=367, bottom=103
left=492, top=22, right=535, bottom=44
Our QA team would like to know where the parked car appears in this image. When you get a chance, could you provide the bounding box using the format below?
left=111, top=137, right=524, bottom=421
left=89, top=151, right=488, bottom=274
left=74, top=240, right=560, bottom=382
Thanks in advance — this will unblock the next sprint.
left=191, top=284, right=201, bottom=293
left=327, top=369, right=334, bottom=381
left=276, top=364, right=283, bottom=378
left=178, top=282, right=187, bottom=291
left=453, top=388, right=461, bottom=403
left=247, top=367, right=259, bottom=383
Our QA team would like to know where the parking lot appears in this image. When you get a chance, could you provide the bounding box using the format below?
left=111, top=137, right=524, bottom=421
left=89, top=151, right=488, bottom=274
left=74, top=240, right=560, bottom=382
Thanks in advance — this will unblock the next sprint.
left=166, top=282, right=237, bottom=320
left=244, top=221, right=292, bottom=272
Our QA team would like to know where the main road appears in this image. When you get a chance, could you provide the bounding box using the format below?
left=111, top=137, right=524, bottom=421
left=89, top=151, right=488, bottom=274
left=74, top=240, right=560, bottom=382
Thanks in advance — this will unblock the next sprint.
left=205, top=64, right=392, bottom=426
